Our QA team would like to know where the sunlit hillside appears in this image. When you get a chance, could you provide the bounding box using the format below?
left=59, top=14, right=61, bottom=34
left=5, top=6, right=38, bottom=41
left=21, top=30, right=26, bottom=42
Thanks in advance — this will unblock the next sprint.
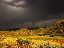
left=0, top=20, right=64, bottom=48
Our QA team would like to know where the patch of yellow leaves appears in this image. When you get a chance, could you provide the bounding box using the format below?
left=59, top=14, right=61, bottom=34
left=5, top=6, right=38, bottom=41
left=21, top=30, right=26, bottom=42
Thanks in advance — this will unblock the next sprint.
left=2, top=37, right=17, bottom=46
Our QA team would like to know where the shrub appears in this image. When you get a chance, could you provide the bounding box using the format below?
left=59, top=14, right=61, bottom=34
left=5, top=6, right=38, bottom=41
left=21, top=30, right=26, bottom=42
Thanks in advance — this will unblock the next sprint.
left=49, top=35, right=54, bottom=37
left=17, top=38, right=29, bottom=44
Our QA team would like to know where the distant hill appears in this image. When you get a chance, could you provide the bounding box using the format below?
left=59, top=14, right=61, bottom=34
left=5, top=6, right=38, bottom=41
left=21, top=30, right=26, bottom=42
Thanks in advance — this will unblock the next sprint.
left=0, top=28, right=21, bottom=31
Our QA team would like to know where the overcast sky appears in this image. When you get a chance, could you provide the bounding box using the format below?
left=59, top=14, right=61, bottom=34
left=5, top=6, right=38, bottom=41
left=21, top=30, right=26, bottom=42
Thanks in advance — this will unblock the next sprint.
left=0, top=0, right=64, bottom=29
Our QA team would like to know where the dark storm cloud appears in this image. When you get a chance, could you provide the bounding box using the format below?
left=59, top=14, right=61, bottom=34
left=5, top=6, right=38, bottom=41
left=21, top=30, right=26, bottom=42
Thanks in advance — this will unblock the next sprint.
left=0, top=0, right=64, bottom=29
left=1, top=0, right=37, bottom=7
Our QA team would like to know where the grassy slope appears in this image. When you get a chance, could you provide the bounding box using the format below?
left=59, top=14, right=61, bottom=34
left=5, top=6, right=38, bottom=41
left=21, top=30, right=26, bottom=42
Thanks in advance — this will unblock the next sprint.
left=0, top=28, right=64, bottom=48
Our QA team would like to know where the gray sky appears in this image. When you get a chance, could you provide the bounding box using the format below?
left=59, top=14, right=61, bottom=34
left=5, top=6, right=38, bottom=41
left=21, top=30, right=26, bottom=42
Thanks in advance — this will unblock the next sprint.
left=0, top=0, right=64, bottom=29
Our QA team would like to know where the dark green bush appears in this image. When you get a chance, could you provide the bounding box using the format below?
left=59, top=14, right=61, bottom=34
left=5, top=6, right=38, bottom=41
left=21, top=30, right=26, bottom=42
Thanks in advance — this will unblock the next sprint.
left=17, top=38, right=29, bottom=44
left=49, top=35, right=54, bottom=37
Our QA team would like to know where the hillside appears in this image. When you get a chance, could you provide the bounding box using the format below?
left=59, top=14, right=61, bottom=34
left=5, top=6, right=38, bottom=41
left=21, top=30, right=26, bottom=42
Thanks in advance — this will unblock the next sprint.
left=47, top=20, right=64, bottom=36
left=0, top=20, right=64, bottom=48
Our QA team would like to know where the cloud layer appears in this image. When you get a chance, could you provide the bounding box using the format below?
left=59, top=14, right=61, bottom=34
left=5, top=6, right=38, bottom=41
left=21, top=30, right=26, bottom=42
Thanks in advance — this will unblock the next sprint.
left=0, top=0, right=64, bottom=29
left=1, top=0, right=36, bottom=7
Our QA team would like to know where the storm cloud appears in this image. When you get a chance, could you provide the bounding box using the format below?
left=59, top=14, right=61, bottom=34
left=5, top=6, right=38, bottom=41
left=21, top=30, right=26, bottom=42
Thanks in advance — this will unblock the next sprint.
left=0, top=0, right=64, bottom=29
